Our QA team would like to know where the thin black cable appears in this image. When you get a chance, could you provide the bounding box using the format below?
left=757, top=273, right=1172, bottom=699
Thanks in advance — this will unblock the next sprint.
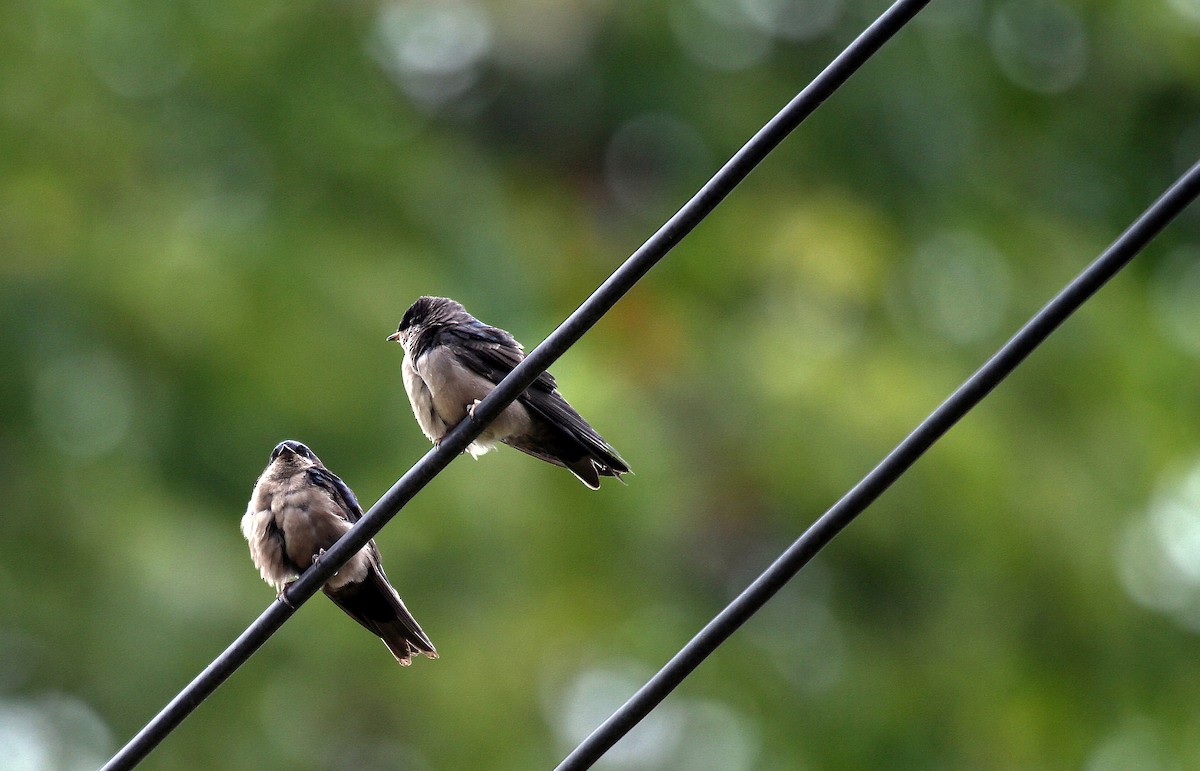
left=555, top=159, right=1200, bottom=770
left=99, top=1, right=932, bottom=768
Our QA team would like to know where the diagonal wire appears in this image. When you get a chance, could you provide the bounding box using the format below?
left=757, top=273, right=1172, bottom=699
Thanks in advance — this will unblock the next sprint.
left=555, top=159, right=1200, bottom=771
left=99, top=1, right=932, bottom=768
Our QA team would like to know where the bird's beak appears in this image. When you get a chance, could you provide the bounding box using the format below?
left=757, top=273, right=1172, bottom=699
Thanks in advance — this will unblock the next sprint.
left=386, top=331, right=401, bottom=343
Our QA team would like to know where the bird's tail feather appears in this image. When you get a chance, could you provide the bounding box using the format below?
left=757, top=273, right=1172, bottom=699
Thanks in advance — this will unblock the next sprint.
left=517, top=393, right=631, bottom=486
left=323, top=567, right=437, bottom=665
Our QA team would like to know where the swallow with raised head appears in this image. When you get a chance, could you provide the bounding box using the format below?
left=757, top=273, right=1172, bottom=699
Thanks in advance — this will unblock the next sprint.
left=242, top=440, right=437, bottom=665
left=387, top=296, right=631, bottom=489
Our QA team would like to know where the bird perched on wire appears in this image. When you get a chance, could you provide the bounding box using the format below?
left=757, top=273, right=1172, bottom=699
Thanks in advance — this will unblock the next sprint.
left=387, top=296, right=631, bottom=489
left=242, top=440, right=437, bottom=665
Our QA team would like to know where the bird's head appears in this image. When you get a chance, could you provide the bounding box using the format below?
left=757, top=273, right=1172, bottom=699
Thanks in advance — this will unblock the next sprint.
left=387, top=296, right=470, bottom=349
left=269, top=440, right=320, bottom=470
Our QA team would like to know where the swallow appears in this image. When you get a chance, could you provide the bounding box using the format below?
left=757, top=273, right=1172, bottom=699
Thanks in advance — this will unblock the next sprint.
left=242, top=440, right=437, bottom=665
left=387, top=296, right=630, bottom=489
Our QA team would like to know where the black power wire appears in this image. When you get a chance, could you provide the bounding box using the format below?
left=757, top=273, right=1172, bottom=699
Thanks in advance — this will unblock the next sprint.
left=555, top=160, right=1200, bottom=770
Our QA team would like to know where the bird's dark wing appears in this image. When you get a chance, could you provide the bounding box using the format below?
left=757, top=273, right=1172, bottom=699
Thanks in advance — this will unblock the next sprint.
left=323, top=563, right=438, bottom=665
left=305, top=466, right=364, bottom=523
left=425, top=322, right=559, bottom=393
left=305, top=467, right=437, bottom=664
left=519, top=389, right=630, bottom=476
left=421, top=319, right=630, bottom=486
left=435, top=323, right=630, bottom=480
left=305, top=466, right=381, bottom=563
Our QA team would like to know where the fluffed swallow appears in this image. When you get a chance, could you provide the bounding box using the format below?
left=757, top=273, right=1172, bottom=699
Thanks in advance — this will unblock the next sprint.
left=387, top=296, right=631, bottom=489
left=242, top=440, right=437, bottom=665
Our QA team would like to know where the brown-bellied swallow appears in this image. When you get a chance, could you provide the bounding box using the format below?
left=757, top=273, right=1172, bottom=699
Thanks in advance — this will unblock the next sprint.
left=242, top=440, right=437, bottom=665
left=387, top=296, right=631, bottom=489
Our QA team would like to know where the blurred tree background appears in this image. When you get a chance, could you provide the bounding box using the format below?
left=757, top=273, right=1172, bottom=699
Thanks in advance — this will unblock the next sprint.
left=2, top=0, right=1200, bottom=768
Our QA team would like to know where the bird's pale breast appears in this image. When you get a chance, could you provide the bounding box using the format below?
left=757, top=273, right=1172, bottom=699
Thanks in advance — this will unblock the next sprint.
left=408, top=346, right=532, bottom=456
left=242, top=473, right=371, bottom=591
left=402, top=353, right=448, bottom=443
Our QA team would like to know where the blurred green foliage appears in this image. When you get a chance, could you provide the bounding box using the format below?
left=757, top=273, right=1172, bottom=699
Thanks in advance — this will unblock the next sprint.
left=2, top=0, right=1200, bottom=768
